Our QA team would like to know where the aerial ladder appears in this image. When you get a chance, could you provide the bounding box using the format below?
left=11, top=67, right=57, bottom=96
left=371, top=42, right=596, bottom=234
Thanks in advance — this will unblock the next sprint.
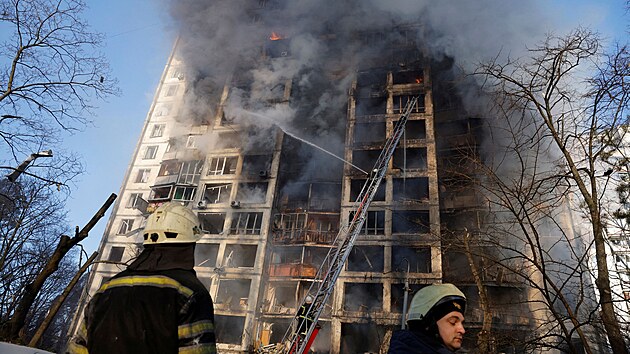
left=263, top=95, right=419, bottom=354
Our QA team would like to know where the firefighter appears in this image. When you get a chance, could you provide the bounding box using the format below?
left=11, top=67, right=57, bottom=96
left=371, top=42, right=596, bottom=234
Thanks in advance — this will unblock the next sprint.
left=296, top=295, right=315, bottom=336
left=388, top=283, right=466, bottom=353
left=67, top=202, right=216, bottom=354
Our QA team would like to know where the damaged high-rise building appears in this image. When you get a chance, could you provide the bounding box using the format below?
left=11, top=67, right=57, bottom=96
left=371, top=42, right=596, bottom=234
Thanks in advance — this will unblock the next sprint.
left=68, top=1, right=600, bottom=353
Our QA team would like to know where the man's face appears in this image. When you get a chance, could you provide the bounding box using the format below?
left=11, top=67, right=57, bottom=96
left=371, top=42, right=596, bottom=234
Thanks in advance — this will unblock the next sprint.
left=436, top=311, right=465, bottom=351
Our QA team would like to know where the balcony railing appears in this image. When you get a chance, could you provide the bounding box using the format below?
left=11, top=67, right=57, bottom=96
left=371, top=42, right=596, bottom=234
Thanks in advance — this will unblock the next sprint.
left=271, top=229, right=337, bottom=244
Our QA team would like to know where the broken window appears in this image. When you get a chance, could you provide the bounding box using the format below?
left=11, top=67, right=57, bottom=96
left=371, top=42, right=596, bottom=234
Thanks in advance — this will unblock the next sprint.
left=108, top=246, right=125, bottom=262
left=278, top=182, right=309, bottom=210
left=354, top=122, right=386, bottom=144
left=402, top=119, right=426, bottom=139
left=352, top=149, right=381, bottom=173
left=199, top=213, right=226, bottom=234
left=310, top=215, right=339, bottom=234
left=355, top=96, right=387, bottom=116
left=126, top=193, right=144, bottom=208
left=150, top=124, right=165, bottom=138
left=215, top=315, right=246, bottom=345
left=230, top=212, right=263, bottom=235
left=143, top=145, right=158, bottom=160
left=343, top=283, right=382, bottom=311
left=392, top=246, right=431, bottom=273
left=173, top=186, right=196, bottom=202
left=178, top=160, right=203, bottom=184
left=340, top=323, right=391, bottom=354
left=393, top=177, right=429, bottom=202
left=135, top=168, right=151, bottom=183
left=241, top=154, right=272, bottom=178
left=236, top=182, right=268, bottom=204
left=215, top=279, right=251, bottom=311
left=392, top=210, right=430, bottom=234
left=309, top=183, right=341, bottom=211
left=435, top=118, right=483, bottom=137
left=393, top=70, right=424, bottom=85
left=266, top=319, right=291, bottom=345
left=149, top=185, right=173, bottom=201
left=158, top=160, right=182, bottom=177
left=350, top=179, right=385, bottom=202
left=393, top=147, right=427, bottom=170
left=350, top=210, right=385, bottom=235
left=356, top=69, right=387, bottom=88
left=117, top=219, right=134, bottom=235
left=223, top=245, right=257, bottom=268
left=272, top=213, right=306, bottom=242
left=347, top=246, right=384, bottom=272
left=393, top=94, right=424, bottom=114
left=203, top=183, right=232, bottom=204
left=195, top=243, right=219, bottom=267
left=267, top=284, right=298, bottom=313
left=207, top=156, right=238, bottom=176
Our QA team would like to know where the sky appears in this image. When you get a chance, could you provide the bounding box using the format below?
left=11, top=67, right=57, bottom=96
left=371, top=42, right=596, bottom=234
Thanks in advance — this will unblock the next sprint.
left=63, top=0, right=629, bottom=255
left=64, top=0, right=175, bottom=253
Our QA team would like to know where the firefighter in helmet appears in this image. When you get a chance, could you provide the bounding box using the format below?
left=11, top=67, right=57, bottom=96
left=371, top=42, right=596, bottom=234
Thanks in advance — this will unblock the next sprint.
left=68, top=203, right=216, bottom=354
left=388, top=283, right=466, bottom=353
left=296, top=295, right=315, bottom=336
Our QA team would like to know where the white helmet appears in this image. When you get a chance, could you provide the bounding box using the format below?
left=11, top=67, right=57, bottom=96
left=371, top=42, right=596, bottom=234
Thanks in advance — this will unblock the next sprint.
left=305, top=295, right=314, bottom=303
left=407, top=283, right=466, bottom=322
left=142, top=202, right=202, bottom=244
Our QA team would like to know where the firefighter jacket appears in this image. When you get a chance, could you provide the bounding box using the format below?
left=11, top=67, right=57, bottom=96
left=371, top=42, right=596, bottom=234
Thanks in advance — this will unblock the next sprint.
left=296, top=303, right=314, bottom=335
left=387, top=329, right=454, bottom=354
left=67, top=244, right=216, bottom=354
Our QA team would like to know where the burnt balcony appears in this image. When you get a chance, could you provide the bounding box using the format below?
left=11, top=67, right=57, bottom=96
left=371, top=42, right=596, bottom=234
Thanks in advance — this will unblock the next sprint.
left=272, top=228, right=337, bottom=245
left=268, top=263, right=318, bottom=278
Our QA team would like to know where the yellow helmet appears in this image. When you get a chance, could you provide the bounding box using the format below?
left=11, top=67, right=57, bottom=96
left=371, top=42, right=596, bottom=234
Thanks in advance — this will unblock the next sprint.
left=142, top=203, right=202, bottom=244
left=407, top=283, right=466, bottom=322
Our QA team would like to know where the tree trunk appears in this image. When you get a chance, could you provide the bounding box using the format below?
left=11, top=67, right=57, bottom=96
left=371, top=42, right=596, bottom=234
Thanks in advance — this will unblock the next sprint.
left=27, top=252, right=98, bottom=348
left=592, top=214, right=629, bottom=354
left=463, top=231, right=493, bottom=354
left=0, top=193, right=116, bottom=343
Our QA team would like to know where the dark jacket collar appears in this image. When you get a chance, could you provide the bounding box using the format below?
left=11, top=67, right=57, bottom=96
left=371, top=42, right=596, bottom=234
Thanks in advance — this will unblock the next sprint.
left=388, top=329, right=453, bottom=354
left=127, top=243, right=196, bottom=272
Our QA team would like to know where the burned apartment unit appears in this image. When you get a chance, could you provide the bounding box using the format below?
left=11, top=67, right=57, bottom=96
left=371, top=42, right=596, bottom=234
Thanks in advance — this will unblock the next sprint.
left=71, top=7, right=540, bottom=354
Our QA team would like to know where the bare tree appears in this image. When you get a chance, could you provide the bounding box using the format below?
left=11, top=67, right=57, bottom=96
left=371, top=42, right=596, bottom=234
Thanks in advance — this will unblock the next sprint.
left=0, top=165, right=78, bottom=343
left=0, top=164, right=115, bottom=344
left=0, top=0, right=118, bottom=159
left=474, top=28, right=629, bottom=353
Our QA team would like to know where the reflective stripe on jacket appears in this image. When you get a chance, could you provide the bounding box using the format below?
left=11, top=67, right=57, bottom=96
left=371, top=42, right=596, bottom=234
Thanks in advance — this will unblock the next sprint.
left=67, top=244, right=216, bottom=354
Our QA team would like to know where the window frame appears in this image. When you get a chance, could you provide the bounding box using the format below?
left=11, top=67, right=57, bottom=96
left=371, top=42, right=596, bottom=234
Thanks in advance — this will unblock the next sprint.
left=117, top=219, right=135, bottom=235
left=143, top=145, right=159, bottom=160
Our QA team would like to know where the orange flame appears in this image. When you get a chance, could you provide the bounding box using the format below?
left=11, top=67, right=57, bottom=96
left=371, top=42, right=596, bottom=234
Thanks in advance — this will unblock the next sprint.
left=415, top=77, right=423, bottom=84
left=270, top=32, right=283, bottom=41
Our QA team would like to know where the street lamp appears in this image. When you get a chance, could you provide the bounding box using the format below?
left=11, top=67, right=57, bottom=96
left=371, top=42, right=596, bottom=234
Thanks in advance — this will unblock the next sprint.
left=5, top=150, right=53, bottom=182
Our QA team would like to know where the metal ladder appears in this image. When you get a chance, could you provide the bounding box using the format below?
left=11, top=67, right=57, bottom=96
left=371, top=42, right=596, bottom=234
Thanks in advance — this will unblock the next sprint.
left=269, top=95, right=420, bottom=354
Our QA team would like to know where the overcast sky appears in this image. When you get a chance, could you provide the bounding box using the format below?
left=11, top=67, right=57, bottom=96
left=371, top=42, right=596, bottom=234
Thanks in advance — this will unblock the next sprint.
left=64, top=0, right=629, bottom=255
